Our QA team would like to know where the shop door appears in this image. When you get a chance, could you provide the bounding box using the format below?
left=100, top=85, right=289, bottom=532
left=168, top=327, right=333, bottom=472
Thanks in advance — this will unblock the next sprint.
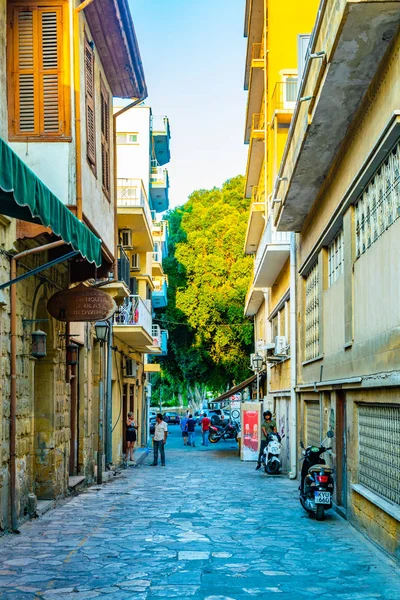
left=336, top=392, right=347, bottom=509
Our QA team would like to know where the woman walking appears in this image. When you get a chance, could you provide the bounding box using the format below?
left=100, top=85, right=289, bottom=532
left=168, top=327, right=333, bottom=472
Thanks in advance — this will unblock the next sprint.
left=125, top=412, right=138, bottom=462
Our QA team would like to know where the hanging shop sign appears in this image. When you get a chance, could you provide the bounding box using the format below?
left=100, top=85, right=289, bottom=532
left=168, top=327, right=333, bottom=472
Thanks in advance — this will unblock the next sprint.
left=47, top=283, right=117, bottom=322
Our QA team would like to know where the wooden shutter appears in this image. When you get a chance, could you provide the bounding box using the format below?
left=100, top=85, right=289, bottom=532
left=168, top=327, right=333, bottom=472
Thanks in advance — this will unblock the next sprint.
left=100, top=77, right=110, bottom=198
left=84, top=36, right=96, bottom=167
left=10, top=5, right=64, bottom=138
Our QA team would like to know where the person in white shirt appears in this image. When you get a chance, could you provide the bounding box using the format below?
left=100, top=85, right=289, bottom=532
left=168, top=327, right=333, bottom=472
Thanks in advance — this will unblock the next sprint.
left=151, top=413, right=168, bottom=466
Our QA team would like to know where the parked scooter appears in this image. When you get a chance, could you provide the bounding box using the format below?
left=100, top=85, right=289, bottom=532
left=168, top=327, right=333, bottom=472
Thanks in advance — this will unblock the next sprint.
left=299, top=430, right=334, bottom=521
left=208, top=420, right=239, bottom=443
left=261, top=432, right=284, bottom=474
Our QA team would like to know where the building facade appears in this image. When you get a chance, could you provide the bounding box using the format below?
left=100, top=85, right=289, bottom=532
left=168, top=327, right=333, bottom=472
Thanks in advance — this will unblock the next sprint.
left=274, top=0, right=400, bottom=557
left=242, top=0, right=319, bottom=473
left=0, top=0, right=146, bottom=530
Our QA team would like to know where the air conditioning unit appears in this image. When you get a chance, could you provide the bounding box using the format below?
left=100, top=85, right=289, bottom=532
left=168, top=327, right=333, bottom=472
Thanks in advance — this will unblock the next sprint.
left=119, top=229, right=132, bottom=247
left=125, top=359, right=137, bottom=378
left=274, top=336, right=287, bottom=356
left=131, top=253, right=140, bottom=271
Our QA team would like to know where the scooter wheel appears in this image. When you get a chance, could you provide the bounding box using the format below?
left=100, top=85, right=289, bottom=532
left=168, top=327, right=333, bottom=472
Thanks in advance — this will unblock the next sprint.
left=316, top=505, right=325, bottom=521
left=266, top=461, right=280, bottom=475
left=208, top=434, right=220, bottom=444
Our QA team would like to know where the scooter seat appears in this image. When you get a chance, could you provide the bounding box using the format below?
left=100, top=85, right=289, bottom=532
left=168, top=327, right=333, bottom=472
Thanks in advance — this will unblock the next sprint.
left=308, top=464, right=333, bottom=473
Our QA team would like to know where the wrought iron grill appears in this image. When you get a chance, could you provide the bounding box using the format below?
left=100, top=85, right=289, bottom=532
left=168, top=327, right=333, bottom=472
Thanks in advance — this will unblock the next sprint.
left=306, top=401, right=320, bottom=447
left=358, top=404, right=400, bottom=506
left=355, top=141, right=400, bottom=259
left=328, top=229, right=344, bottom=286
left=305, top=263, right=319, bottom=361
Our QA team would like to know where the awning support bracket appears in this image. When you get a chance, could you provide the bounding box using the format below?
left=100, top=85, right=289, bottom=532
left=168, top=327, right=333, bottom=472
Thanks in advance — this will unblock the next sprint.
left=0, top=250, right=79, bottom=291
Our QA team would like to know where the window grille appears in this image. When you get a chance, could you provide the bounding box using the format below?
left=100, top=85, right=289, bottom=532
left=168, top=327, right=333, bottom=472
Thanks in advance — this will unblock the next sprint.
left=358, top=404, right=400, bottom=506
left=306, top=401, right=320, bottom=447
left=328, top=229, right=344, bottom=286
left=305, top=263, right=319, bottom=361
left=355, top=142, right=400, bottom=259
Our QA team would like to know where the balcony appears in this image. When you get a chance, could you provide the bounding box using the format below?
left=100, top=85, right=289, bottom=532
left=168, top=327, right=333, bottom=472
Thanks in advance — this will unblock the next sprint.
left=150, top=167, right=169, bottom=213
left=244, top=186, right=265, bottom=254
left=147, top=324, right=163, bottom=354
left=245, top=113, right=265, bottom=198
left=113, top=295, right=153, bottom=351
left=152, top=275, right=168, bottom=308
left=270, top=80, right=298, bottom=125
left=152, top=250, right=164, bottom=277
left=244, top=0, right=264, bottom=88
left=244, top=43, right=265, bottom=143
left=117, top=178, right=153, bottom=252
left=161, top=329, right=168, bottom=355
left=274, top=0, right=400, bottom=232
left=253, top=216, right=290, bottom=287
left=151, top=116, right=171, bottom=166
left=152, top=219, right=169, bottom=258
left=244, top=284, right=265, bottom=317
left=117, top=245, right=130, bottom=289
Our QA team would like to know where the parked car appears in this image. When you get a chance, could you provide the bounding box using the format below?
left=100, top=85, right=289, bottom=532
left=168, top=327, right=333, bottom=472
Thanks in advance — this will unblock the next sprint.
left=149, top=411, right=157, bottom=419
left=196, top=409, right=231, bottom=426
left=149, top=417, right=156, bottom=434
left=163, top=412, right=180, bottom=425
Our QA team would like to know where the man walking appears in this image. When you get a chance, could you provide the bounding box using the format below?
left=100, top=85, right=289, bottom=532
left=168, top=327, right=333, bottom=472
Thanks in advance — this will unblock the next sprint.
left=180, top=413, right=189, bottom=446
left=151, top=413, right=168, bottom=466
left=201, top=412, right=210, bottom=446
left=256, top=410, right=277, bottom=470
left=187, top=414, right=196, bottom=447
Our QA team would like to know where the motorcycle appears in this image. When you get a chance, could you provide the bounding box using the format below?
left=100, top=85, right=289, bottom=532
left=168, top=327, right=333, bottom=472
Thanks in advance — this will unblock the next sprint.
left=208, top=420, right=239, bottom=443
left=299, top=430, right=334, bottom=521
left=261, top=432, right=284, bottom=474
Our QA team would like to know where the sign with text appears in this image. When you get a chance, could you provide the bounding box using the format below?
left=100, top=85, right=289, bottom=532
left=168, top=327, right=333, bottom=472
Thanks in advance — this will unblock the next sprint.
left=47, top=283, right=117, bottom=322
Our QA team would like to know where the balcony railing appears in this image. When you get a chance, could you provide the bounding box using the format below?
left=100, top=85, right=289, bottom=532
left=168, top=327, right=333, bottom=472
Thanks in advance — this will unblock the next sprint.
left=153, top=251, right=162, bottom=263
left=150, top=167, right=169, bottom=187
left=254, top=216, right=291, bottom=275
left=117, top=245, right=130, bottom=289
left=114, top=295, right=152, bottom=337
left=117, top=178, right=153, bottom=227
left=153, top=275, right=168, bottom=292
left=252, top=113, right=265, bottom=132
left=151, top=116, right=170, bottom=136
left=271, top=80, right=298, bottom=113
left=152, top=324, right=161, bottom=347
left=251, top=43, right=264, bottom=61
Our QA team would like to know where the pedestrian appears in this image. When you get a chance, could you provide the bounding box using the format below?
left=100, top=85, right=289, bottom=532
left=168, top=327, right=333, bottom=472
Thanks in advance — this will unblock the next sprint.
left=150, top=413, right=168, bottom=466
left=201, top=412, right=210, bottom=446
left=187, top=414, right=196, bottom=447
left=180, top=413, right=189, bottom=446
left=256, top=410, right=277, bottom=470
left=125, top=412, right=138, bottom=462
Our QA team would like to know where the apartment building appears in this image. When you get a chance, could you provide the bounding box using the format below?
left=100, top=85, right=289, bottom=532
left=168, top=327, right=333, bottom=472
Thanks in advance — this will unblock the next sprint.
left=0, top=0, right=146, bottom=529
left=242, top=0, right=319, bottom=473
left=274, top=0, right=400, bottom=557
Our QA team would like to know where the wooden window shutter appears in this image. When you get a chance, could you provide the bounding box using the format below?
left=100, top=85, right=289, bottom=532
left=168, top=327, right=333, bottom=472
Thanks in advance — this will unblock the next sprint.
left=10, top=5, right=64, bottom=138
left=84, top=36, right=96, bottom=167
left=100, top=77, right=110, bottom=197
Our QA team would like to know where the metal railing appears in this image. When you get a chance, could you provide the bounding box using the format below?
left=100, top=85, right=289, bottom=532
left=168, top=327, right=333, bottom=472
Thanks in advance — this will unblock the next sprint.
left=117, top=178, right=153, bottom=228
left=150, top=167, right=169, bottom=187
left=114, top=295, right=152, bottom=337
left=117, top=245, right=130, bottom=289
left=271, top=81, right=298, bottom=113
left=153, top=275, right=168, bottom=291
left=153, top=251, right=162, bottom=263
left=251, top=42, right=264, bottom=61
left=254, top=216, right=291, bottom=274
left=152, top=324, right=161, bottom=347
left=252, top=113, right=265, bottom=132
left=151, top=116, right=170, bottom=136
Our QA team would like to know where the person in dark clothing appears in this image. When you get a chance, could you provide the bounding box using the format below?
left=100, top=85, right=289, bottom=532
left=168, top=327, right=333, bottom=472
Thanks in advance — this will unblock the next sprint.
left=256, top=410, right=277, bottom=470
left=125, top=412, right=138, bottom=462
left=187, top=414, right=196, bottom=447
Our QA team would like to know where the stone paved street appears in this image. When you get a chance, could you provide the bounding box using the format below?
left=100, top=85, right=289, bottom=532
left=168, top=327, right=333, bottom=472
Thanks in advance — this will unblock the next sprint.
left=0, top=427, right=400, bottom=600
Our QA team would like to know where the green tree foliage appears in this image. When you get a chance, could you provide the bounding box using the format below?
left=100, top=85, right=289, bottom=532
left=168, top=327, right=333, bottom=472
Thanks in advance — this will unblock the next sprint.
left=153, top=175, right=253, bottom=404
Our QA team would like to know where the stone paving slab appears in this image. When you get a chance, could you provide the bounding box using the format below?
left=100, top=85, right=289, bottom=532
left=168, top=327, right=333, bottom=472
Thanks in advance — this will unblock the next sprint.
left=0, top=428, right=399, bottom=599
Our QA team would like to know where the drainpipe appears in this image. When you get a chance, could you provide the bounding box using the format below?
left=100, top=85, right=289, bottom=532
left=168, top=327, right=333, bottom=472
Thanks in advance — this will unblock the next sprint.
left=105, top=316, right=113, bottom=465
left=289, top=232, right=297, bottom=479
left=10, top=239, right=65, bottom=531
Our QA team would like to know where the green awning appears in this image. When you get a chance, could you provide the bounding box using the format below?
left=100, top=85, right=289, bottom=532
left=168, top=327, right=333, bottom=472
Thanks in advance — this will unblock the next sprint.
left=0, top=137, right=102, bottom=266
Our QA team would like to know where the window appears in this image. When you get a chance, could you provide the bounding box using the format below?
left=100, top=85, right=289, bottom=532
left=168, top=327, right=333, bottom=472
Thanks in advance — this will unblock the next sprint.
left=358, top=404, right=400, bottom=506
left=8, top=2, right=69, bottom=139
left=355, top=141, right=400, bottom=258
left=100, top=77, right=110, bottom=198
left=328, top=229, right=344, bottom=286
left=305, top=262, right=319, bottom=361
left=84, top=35, right=95, bottom=168
left=282, top=74, right=298, bottom=108
left=117, top=133, right=138, bottom=144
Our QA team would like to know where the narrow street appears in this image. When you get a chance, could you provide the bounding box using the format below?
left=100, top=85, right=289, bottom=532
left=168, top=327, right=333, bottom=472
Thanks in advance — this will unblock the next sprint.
left=0, top=428, right=399, bottom=600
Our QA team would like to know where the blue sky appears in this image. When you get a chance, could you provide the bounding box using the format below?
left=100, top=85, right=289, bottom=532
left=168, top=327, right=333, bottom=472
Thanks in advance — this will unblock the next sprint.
left=129, top=0, right=248, bottom=208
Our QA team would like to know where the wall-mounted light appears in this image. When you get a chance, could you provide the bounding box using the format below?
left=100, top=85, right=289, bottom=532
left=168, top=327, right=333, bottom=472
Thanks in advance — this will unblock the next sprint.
left=95, top=321, right=109, bottom=344
left=31, top=330, right=47, bottom=359
left=66, top=342, right=79, bottom=366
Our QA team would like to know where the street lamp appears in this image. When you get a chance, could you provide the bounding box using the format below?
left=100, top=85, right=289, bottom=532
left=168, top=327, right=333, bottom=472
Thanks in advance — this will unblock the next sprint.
left=94, top=321, right=109, bottom=484
left=251, top=353, right=264, bottom=403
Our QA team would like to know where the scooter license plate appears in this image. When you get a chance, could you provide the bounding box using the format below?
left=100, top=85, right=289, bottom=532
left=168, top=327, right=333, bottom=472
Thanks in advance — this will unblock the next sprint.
left=315, top=491, right=331, bottom=504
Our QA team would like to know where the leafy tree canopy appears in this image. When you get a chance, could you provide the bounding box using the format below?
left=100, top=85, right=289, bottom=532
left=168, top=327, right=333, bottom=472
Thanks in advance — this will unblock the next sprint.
left=153, top=175, right=253, bottom=406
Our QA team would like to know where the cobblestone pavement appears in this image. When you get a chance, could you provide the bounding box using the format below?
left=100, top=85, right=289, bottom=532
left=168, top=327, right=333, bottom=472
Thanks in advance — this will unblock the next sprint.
left=1, top=428, right=400, bottom=600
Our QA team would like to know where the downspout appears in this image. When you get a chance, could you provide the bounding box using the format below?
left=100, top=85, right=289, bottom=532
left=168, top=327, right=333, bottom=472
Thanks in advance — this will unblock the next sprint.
left=289, top=232, right=297, bottom=479
left=10, top=239, right=65, bottom=531
left=263, top=0, right=268, bottom=208
left=105, top=316, right=113, bottom=465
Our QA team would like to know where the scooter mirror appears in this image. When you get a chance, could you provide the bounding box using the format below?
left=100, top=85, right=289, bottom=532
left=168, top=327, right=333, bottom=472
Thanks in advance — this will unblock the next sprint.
left=327, top=429, right=334, bottom=439
left=300, top=440, right=304, bottom=449
left=302, top=449, right=306, bottom=456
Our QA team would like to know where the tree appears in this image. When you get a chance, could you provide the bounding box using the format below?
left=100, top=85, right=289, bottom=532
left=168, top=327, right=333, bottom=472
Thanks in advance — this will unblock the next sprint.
left=153, top=175, right=253, bottom=406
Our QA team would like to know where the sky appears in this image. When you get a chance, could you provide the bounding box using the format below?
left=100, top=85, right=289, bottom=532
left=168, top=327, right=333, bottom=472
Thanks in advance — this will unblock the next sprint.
left=129, top=0, right=248, bottom=209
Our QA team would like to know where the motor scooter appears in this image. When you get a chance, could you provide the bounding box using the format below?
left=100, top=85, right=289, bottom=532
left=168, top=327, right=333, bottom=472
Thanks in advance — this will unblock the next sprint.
left=261, top=432, right=284, bottom=474
left=299, top=430, right=334, bottom=521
